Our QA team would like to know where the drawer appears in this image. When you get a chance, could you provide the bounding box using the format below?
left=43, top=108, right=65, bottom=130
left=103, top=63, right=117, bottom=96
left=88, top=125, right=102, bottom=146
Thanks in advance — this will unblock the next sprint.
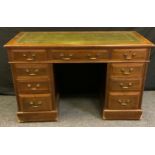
left=110, top=63, right=145, bottom=77
left=111, top=48, right=149, bottom=61
left=109, top=78, right=142, bottom=91
left=17, top=80, right=50, bottom=94
left=9, top=49, right=47, bottom=62
left=14, top=64, right=50, bottom=79
left=48, top=49, right=109, bottom=61
left=108, top=92, right=140, bottom=109
left=19, top=94, right=52, bottom=112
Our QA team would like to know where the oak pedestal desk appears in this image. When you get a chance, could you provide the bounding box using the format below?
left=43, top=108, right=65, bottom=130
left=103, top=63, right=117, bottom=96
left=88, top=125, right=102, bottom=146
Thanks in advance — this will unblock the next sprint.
left=4, top=31, right=155, bottom=122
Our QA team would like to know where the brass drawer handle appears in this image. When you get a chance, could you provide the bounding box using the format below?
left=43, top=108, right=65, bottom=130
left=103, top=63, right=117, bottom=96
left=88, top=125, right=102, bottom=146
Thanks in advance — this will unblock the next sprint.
left=120, top=82, right=133, bottom=89
left=27, top=83, right=40, bottom=90
left=25, top=69, right=39, bottom=76
left=26, top=58, right=34, bottom=61
left=118, top=99, right=131, bottom=106
left=23, top=53, right=36, bottom=61
left=60, top=53, right=73, bottom=60
left=87, top=54, right=97, bottom=60
left=29, top=73, right=37, bottom=76
left=121, top=68, right=134, bottom=75
left=29, top=101, right=43, bottom=108
left=61, top=57, right=71, bottom=60
left=123, top=52, right=136, bottom=60
left=89, top=57, right=97, bottom=60
left=27, top=84, right=32, bottom=88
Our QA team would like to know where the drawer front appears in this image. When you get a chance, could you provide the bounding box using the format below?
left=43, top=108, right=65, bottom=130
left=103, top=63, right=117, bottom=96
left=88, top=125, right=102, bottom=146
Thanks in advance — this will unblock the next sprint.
left=110, top=63, right=145, bottom=77
left=17, top=81, right=50, bottom=94
left=10, top=49, right=47, bottom=62
left=111, top=48, right=149, bottom=61
left=48, top=49, right=109, bottom=61
left=108, top=92, right=140, bottom=109
left=19, top=94, right=52, bottom=112
left=14, top=64, right=50, bottom=79
left=109, top=78, right=142, bottom=91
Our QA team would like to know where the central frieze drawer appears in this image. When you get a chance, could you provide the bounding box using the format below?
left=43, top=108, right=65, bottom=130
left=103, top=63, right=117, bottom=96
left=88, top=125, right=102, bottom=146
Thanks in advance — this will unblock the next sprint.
left=48, top=49, right=109, bottom=61
left=109, top=78, right=142, bottom=91
left=19, top=94, right=53, bottom=112
left=9, top=49, right=47, bottom=62
left=111, top=48, right=149, bottom=61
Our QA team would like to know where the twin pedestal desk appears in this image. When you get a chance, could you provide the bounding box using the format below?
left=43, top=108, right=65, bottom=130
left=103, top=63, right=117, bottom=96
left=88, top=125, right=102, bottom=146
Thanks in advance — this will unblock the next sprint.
left=4, top=31, right=154, bottom=122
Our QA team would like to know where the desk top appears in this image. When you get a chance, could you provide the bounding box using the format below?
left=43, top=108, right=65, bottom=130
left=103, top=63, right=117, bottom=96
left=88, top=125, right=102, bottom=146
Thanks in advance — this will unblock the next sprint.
left=5, top=31, right=154, bottom=48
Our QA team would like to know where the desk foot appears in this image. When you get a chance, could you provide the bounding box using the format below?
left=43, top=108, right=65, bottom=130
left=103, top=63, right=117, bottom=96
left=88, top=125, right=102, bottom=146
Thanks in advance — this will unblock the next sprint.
left=17, top=111, right=58, bottom=123
left=103, top=109, right=142, bottom=120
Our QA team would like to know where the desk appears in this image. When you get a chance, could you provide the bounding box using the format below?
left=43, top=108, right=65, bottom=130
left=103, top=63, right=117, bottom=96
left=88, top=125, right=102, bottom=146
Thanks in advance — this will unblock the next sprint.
left=4, top=31, right=154, bottom=122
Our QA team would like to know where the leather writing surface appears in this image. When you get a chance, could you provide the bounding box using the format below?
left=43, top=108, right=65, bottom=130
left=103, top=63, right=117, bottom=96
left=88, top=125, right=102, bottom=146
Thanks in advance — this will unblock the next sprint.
left=17, top=32, right=141, bottom=44
left=5, top=31, right=154, bottom=47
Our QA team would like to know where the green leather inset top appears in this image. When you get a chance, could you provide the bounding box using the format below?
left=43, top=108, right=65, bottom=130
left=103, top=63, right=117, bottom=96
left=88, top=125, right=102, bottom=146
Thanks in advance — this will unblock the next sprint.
left=17, top=32, right=141, bottom=45
left=5, top=31, right=154, bottom=47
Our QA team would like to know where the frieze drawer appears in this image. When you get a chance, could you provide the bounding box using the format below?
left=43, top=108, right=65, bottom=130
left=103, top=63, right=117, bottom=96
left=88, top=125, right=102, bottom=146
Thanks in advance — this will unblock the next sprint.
left=111, top=48, right=149, bottom=61
left=48, top=49, right=109, bottom=61
left=9, top=49, right=47, bottom=62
